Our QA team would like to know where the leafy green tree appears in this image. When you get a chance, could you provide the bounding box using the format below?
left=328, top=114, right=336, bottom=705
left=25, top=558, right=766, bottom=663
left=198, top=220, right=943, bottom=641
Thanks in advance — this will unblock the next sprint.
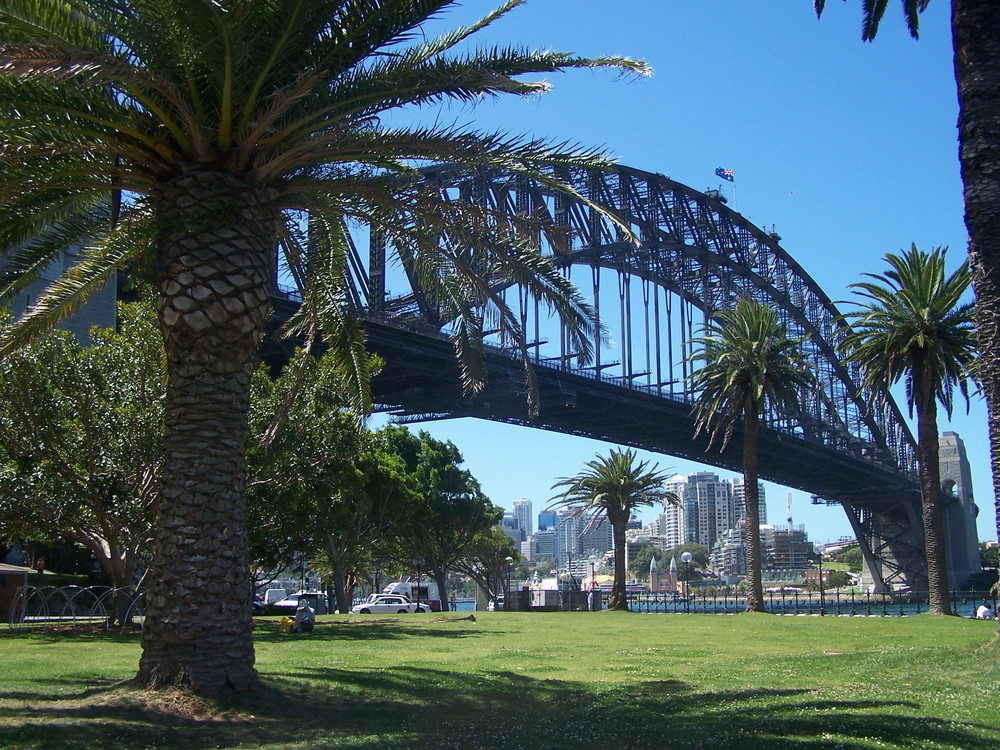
left=382, top=425, right=500, bottom=610
left=627, top=546, right=666, bottom=581
left=246, top=349, right=423, bottom=614
left=453, top=526, right=520, bottom=607
left=840, top=246, right=976, bottom=614
left=322, top=444, right=422, bottom=611
left=0, top=303, right=163, bottom=622
left=0, top=1, right=647, bottom=691
left=815, top=0, right=1000, bottom=634
left=688, top=299, right=815, bottom=613
left=551, top=448, right=676, bottom=611
left=981, top=543, right=999, bottom=570
left=663, top=543, right=711, bottom=571
left=830, top=544, right=864, bottom=574
left=625, top=544, right=711, bottom=582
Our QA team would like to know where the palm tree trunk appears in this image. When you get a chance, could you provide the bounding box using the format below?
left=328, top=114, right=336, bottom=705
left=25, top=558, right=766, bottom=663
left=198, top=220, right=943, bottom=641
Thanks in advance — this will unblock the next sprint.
left=609, top=514, right=628, bottom=610
left=952, top=0, right=1000, bottom=633
left=913, top=357, right=951, bottom=614
left=136, top=170, right=277, bottom=693
left=743, top=405, right=765, bottom=613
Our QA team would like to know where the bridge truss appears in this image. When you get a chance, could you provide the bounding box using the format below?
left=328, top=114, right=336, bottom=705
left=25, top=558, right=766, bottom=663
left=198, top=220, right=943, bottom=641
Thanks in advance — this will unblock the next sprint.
left=273, top=164, right=927, bottom=591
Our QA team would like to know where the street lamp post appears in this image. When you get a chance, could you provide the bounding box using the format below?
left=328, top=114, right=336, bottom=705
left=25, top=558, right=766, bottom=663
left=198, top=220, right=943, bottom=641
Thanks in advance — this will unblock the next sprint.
left=504, top=556, right=514, bottom=611
left=681, top=551, right=693, bottom=614
left=817, top=556, right=827, bottom=616
left=412, top=557, right=424, bottom=611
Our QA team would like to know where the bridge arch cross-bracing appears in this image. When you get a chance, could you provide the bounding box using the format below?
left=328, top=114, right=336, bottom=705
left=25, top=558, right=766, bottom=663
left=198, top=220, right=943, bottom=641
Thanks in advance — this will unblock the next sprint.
left=325, top=164, right=924, bottom=591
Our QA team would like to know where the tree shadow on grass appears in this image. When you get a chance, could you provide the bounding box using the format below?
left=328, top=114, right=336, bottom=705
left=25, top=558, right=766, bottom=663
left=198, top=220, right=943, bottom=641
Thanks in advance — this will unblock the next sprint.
left=0, top=664, right=992, bottom=750
left=252, top=616, right=497, bottom=645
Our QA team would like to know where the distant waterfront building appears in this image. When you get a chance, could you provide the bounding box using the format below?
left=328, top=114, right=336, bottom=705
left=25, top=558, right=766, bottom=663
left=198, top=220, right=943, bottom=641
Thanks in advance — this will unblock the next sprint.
left=513, top=499, right=533, bottom=538
left=760, top=524, right=813, bottom=572
left=520, top=538, right=534, bottom=561
left=555, top=509, right=581, bottom=571
left=710, top=525, right=747, bottom=580
left=578, top=521, right=612, bottom=557
left=938, top=432, right=981, bottom=587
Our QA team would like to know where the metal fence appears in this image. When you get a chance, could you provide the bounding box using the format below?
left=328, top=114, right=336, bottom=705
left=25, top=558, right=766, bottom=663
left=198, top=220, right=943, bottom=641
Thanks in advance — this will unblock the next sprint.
left=6, top=585, right=147, bottom=630
left=626, top=590, right=998, bottom=617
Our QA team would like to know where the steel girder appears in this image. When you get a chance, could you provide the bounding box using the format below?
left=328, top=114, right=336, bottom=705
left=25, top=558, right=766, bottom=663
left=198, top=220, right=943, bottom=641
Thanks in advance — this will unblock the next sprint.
left=376, top=164, right=917, bottom=474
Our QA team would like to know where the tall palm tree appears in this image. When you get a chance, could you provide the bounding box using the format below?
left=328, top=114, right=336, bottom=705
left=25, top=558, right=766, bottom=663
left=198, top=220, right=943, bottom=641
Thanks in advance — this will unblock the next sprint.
left=688, top=298, right=814, bottom=613
left=839, top=245, right=976, bottom=614
left=815, top=0, right=1000, bottom=632
left=0, top=0, right=648, bottom=692
left=550, top=448, right=675, bottom=611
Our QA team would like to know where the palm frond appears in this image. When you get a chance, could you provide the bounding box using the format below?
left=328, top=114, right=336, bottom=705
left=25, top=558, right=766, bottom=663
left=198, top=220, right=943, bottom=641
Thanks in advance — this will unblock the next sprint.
left=0, top=207, right=151, bottom=357
left=838, top=245, right=977, bottom=418
left=688, top=298, right=815, bottom=450
left=279, top=212, right=373, bottom=417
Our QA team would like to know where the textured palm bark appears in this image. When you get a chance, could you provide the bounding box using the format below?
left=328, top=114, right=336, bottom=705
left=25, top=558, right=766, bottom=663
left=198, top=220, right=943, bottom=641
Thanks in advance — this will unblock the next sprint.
left=913, top=357, right=950, bottom=614
left=136, top=171, right=277, bottom=693
left=609, top=511, right=629, bottom=610
left=742, top=405, right=765, bottom=613
left=952, top=0, right=1000, bottom=633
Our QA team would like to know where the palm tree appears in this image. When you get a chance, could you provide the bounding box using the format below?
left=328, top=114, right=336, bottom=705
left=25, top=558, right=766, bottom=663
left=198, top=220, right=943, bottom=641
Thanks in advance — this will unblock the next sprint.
left=550, top=448, right=675, bottom=611
left=0, top=1, right=648, bottom=692
left=815, top=0, right=1000, bottom=632
left=839, top=245, right=976, bottom=614
left=688, top=298, right=815, bottom=613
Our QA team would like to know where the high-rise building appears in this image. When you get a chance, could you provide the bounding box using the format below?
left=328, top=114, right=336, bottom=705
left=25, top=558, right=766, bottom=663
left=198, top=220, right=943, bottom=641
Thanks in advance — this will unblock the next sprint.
left=534, top=529, right=556, bottom=560
left=555, top=508, right=580, bottom=571
left=663, top=472, right=736, bottom=551
left=760, top=524, right=813, bottom=572
left=939, top=432, right=981, bottom=587
left=732, top=477, right=766, bottom=526
left=519, top=538, right=535, bottom=561
left=710, top=525, right=747, bottom=580
left=578, top=520, right=612, bottom=556
left=513, top=499, right=533, bottom=538
left=662, top=475, right=688, bottom=548
left=499, top=513, right=522, bottom=543
left=537, top=509, right=557, bottom=531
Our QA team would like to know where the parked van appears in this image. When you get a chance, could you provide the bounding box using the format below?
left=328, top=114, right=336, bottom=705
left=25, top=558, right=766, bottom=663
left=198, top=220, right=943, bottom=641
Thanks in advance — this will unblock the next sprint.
left=263, top=588, right=288, bottom=605
left=382, top=579, right=442, bottom=611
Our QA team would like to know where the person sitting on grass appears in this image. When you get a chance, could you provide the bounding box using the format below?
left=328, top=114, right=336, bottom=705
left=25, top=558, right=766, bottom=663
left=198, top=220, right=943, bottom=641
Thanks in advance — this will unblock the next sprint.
left=292, top=598, right=315, bottom=633
left=976, top=601, right=995, bottom=620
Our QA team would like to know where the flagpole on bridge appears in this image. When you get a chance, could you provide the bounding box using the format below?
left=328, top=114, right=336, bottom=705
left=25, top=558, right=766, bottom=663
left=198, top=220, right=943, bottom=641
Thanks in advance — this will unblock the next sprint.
left=715, top=166, right=737, bottom=211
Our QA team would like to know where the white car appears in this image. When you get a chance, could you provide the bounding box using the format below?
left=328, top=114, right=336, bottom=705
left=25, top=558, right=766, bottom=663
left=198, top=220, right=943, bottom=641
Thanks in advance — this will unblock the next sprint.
left=350, top=594, right=426, bottom=615
left=271, top=592, right=328, bottom=613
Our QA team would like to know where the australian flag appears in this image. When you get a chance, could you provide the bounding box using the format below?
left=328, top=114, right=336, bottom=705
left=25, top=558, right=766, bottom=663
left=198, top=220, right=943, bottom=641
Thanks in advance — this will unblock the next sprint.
left=715, top=167, right=735, bottom=182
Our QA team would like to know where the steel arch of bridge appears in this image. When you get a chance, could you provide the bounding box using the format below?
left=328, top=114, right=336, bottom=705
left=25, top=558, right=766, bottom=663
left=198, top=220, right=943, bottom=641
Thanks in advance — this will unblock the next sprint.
left=298, top=163, right=925, bottom=591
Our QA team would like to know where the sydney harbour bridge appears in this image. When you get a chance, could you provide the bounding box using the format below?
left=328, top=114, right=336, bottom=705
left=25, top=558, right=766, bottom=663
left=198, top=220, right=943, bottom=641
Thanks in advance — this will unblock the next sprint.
left=269, top=163, right=928, bottom=592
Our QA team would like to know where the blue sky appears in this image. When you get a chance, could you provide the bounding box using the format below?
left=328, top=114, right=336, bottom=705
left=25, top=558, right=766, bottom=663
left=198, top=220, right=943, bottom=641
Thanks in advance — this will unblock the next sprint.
left=374, top=1, right=995, bottom=544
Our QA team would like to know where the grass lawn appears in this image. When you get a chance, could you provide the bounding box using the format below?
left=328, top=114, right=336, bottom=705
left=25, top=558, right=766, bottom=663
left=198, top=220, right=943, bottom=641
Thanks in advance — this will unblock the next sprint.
left=0, top=612, right=997, bottom=749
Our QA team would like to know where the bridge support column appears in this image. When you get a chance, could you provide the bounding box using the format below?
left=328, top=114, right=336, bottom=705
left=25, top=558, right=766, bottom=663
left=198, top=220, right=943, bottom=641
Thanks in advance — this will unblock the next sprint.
left=844, top=503, right=926, bottom=593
